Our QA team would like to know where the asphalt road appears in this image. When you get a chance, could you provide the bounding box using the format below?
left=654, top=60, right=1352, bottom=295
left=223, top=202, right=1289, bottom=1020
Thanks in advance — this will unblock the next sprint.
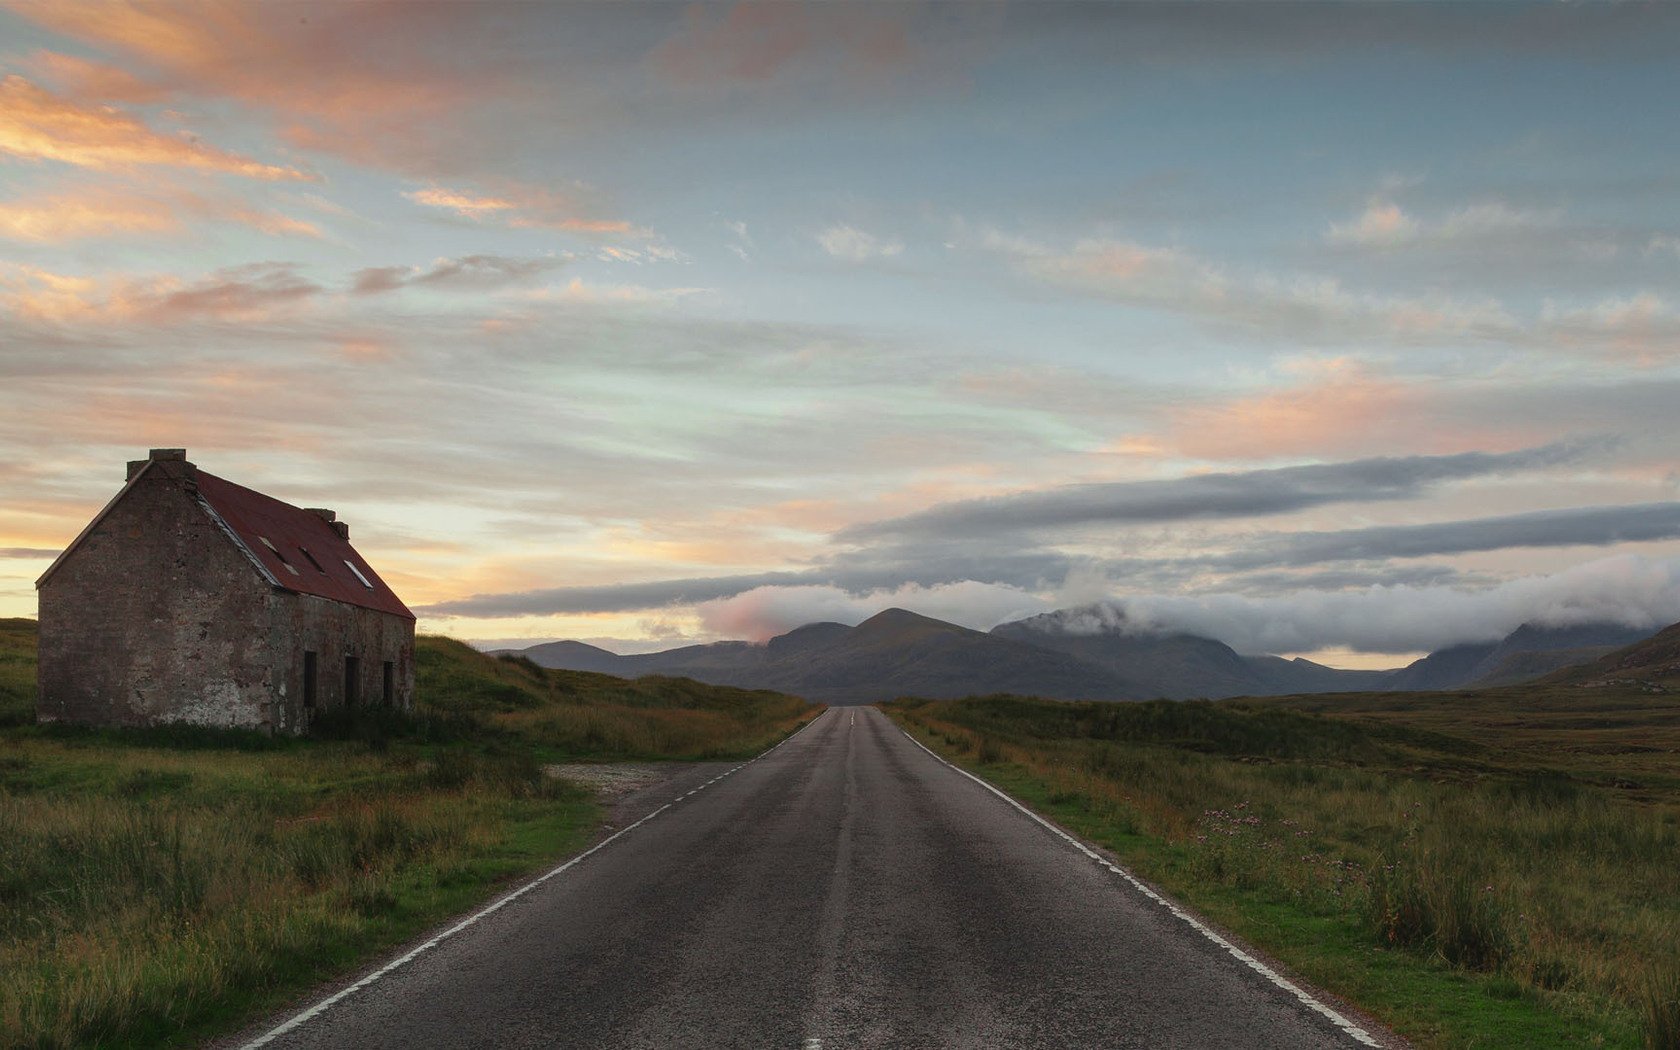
left=238, top=707, right=1390, bottom=1049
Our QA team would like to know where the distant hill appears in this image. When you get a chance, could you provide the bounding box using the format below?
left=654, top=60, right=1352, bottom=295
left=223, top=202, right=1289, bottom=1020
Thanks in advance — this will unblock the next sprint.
left=1465, top=622, right=1658, bottom=687
left=530, top=609, right=1142, bottom=702
left=990, top=609, right=1390, bottom=699
left=1383, top=642, right=1497, bottom=692
left=497, top=640, right=627, bottom=675
left=1386, top=622, right=1659, bottom=691
left=1545, top=620, right=1680, bottom=687
left=505, top=606, right=1661, bottom=703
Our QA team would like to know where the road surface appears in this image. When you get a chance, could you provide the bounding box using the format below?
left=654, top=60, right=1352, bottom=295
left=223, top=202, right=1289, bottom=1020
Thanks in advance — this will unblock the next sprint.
left=237, top=706, right=1391, bottom=1049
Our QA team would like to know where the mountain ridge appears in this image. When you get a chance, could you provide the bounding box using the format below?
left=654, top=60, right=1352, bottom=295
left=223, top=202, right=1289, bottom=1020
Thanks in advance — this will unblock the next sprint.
left=495, top=607, right=1663, bottom=702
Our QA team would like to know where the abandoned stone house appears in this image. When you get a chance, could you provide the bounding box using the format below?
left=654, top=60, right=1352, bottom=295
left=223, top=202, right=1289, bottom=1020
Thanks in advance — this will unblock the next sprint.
left=35, top=448, right=415, bottom=734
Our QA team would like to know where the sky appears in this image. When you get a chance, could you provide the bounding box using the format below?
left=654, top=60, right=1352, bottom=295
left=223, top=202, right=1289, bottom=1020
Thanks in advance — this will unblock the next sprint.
left=4, top=2, right=1680, bottom=669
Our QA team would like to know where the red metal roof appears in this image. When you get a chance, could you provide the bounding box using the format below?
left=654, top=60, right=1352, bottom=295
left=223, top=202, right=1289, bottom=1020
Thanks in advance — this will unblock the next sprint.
left=194, top=470, right=415, bottom=620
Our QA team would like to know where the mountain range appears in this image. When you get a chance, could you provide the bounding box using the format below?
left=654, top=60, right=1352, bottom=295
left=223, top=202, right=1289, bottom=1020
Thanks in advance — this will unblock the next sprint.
left=495, top=607, right=1660, bottom=703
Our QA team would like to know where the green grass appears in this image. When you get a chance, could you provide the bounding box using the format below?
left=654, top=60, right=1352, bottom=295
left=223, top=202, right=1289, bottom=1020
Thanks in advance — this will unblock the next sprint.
left=885, top=687, right=1680, bottom=1050
left=0, top=620, right=818, bottom=1049
left=415, top=636, right=818, bottom=761
left=0, top=619, right=36, bottom=730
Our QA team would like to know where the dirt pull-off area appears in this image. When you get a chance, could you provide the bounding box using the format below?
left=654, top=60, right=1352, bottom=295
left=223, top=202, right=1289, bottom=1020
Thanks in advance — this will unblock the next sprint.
left=544, top=763, right=670, bottom=798
left=545, top=761, right=736, bottom=831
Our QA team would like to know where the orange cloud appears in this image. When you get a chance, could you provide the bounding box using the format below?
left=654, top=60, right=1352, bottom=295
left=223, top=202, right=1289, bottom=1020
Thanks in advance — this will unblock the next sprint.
left=404, top=186, right=515, bottom=217
left=1, top=262, right=320, bottom=325
left=0, top=183, right=320, bottom=242
left=0, top=189, right=176, bottom=241
left=404, top=183, right=639, bottom=236
left=1157, top=359, right=1555, bottom=464
left=1326, top=199, right=1418, bottom=246
left=9, top=2, right=512, bottom=175
left=0, top=74, right=312, bottom=179
left=1167, top=361, right=1432, bottom=461
left=26, top=48, right=170, bottom=104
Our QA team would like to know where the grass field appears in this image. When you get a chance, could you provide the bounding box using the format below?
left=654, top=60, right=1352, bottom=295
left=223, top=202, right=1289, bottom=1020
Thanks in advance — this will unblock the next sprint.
left=0, top=619, right=817, bottom=1050
left=886, top=684, right=1680, bottom=1050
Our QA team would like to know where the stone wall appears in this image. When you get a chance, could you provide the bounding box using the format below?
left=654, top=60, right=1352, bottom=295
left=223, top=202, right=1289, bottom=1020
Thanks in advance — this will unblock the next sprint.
left=265, top=592, right=415, bottom=734
left=37, top=458, right=417, bottom=735
left=37, top=460, right=279, bottom=730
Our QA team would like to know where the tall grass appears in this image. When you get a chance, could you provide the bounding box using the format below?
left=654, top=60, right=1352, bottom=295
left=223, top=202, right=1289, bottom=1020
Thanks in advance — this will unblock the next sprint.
left=0, top=622, right=818, bottom=1048
left=417, top=638, right=815, bottom=760
left=0, top=620, right=37, bottom=729
left=889, top=694, right=1680, bottom=1048
left=0, top=744, right=589, bottom=1049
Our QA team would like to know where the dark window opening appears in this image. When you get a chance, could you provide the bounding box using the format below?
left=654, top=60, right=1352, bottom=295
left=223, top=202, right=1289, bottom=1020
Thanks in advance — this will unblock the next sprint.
left=259, top=535, right=301, bottom=576
left=344, top=655, right=360, bottom=707
left=303, top=651, right=317, bottom=710
left=382, top=661, right=394, bottom=705
left=298, top=546, right=327, bottom=574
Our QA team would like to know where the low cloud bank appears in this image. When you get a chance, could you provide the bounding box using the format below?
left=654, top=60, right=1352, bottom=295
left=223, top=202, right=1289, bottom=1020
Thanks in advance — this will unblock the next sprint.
left=696, top=581, right=1054, bottom=642
left=689, top=554, right=1680, bottom=655
left=1050, top=554, right=1680, bottom=654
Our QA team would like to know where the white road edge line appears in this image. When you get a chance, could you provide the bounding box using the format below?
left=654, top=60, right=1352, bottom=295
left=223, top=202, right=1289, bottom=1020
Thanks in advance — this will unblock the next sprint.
left=238, top=709, right=829, bottom=1049
left=897, top=723, right=1382, bottom=1048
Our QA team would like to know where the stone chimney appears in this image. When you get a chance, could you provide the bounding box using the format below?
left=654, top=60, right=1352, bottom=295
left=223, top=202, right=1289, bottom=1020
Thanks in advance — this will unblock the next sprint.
left=128, top=448, right=192, bottom=482
left=305, top=508, right=349, bottom=540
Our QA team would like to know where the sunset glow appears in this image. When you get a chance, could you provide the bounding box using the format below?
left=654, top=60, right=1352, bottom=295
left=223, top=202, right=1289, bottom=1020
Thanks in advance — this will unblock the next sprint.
left=4, top=2, right=1680, bottom=666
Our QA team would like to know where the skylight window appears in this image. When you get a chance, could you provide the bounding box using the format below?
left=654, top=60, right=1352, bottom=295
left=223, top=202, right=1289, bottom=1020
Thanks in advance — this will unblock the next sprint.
left=298, top=546, right=327, bottom=574
left=259, top=536, right=301, bottom=576
left=343, top=559, right=374, bottom=589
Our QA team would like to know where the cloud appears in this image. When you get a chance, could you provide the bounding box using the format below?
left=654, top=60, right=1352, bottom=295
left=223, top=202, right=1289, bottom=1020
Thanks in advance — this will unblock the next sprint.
left=818, top=224, right=905, bottom=262
left=1326, top=200, right=1419, bottom=247
left=0, top=187, right=175, bottom=241
left=430, top=548, right=1680, bottom=656
left=1165, top=359, right=1434, bottom=461
left=419, top=571, right=821, bottom=618
left=351, top=255, right=565, bottom=295
left=147, top=263, right=320, bottom=321
left=1326, top=198, right=1556, bottom=248
left=726, top=219, right=754, bottom=261
left=8, top=3, right=526, bottom=176
left=696, top=581, right=1051, bottom=642
left=1067, top=554, right=1680, bottom=655
left=974, top=223, right=1680, bottom=362
left=526, top=278, right=710, bottom=306
left=972, top=226, right=1515, bottom=346
left=0, top=75, right=312, bottom=179
left=409, top=492, right=1680, bottom=626
left=414, top=541, right=1078, bottom=620
left=652, top=3, right=917, bottom=85
left=0, top=547, right=58, bottom=559
left=1221, top=502, right=1680, bottom=570
left=1539, top=293, right=1680, bottom=364
left=0, top=183, right=320, bottom=242
left=0, top=262, right=321, bottom=325
left=404, top=184, right=640, bottom=236
left=23, top=48, right=172, bottom=105
left=838, top=441, right=1601, bottom=544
